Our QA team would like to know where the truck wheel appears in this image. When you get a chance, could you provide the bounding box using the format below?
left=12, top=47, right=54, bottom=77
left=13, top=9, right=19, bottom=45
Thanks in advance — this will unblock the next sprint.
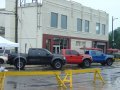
left=106, top=59, right=113, bottom=66
left=14, top=60, right=25, bottom=70
left=101, top=62, right=106, bottom=66
left=83, top=59, right=91, bottom=68
left=0, top=59, right=4, bottom=64
left=53, top=60, right=62, bottom=70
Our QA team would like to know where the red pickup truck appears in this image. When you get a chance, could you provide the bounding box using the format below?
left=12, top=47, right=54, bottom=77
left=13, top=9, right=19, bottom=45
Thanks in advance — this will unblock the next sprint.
left=60, top=49, right=92, bottom=68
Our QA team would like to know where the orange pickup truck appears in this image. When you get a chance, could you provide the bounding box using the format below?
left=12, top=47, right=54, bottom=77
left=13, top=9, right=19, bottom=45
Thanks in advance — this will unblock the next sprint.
left=60, top=49, right=92, bottom=68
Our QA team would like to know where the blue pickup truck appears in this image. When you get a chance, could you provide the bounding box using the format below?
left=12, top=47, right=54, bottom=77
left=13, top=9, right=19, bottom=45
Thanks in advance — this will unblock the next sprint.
left=85, top=50, right=114, bottom=66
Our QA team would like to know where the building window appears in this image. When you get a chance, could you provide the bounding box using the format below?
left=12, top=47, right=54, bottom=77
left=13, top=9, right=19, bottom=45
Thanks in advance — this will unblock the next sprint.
left=0, top=26, right=5, bottom=34
left=61, top=15, right=67, bottom=29
left=76, top=41, right=86, bottom=47
left=51, top=12, right=58, bottom=28
left=77, top=18, right=82, bottom=31
left=76, top=41, right=81, bottom=46
left=102, top=24, right=106, bottom=35
left=96, top=23, right=100, bottom=34
left=82, top=42, right=86, bottom=47
left=85, top=20, right=89, bottom=32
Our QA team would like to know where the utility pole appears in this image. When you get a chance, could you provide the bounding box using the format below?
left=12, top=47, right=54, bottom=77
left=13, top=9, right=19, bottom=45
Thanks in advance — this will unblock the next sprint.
left=15, top=0, right=18, bottom=53
left=112, top=16, right=118, bottom=49
left=112, top=16, right=114, bottom=48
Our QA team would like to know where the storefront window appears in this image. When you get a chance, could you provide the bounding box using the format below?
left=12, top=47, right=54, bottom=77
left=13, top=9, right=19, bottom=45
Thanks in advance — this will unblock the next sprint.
left=60, top=38, right=68, bottom=49
left=46, top=39, right=51, bottom=51
left=43, top=34, right=70, bottom=54
left=53, top=37, right=69, bottom=53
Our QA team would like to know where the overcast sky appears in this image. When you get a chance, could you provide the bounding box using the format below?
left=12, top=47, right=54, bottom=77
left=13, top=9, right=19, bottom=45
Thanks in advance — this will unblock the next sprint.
left=0, top=0, right=119, bottom=31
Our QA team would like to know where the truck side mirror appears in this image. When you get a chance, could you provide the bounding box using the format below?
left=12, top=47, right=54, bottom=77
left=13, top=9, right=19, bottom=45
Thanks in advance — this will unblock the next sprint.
left=101, top=54, right=104, bottom=56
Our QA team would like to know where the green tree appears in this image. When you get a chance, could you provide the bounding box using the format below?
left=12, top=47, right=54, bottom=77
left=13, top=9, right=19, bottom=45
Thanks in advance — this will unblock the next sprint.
left=109, top=27, right=120, bottom=49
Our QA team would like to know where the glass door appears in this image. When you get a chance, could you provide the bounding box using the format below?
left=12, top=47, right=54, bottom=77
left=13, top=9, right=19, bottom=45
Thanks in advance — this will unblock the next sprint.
left=53, top=45, right=60, bottom=54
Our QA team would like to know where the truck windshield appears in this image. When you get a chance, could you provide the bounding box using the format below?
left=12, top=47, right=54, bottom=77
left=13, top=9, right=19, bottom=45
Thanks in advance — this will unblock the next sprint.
left=45, top=49, right=52, bottom=54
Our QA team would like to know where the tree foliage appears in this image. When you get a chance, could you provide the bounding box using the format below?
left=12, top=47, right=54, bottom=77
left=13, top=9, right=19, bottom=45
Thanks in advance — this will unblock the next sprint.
left=109, top=27, right=120, bottom=49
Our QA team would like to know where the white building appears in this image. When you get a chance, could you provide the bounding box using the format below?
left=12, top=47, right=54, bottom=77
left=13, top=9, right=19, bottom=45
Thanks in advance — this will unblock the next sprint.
left=3, top=0, right=109, bottom=53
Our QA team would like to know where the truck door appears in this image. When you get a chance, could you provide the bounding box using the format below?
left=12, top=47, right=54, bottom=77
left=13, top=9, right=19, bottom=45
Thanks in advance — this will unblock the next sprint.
left=37, top=49, right=53, bottom=64
left=65, top=50, right=72, bottom=63
left=92, top=51, right=105, bottom=62
left=28, top=49, right=40, bottom=64
left=70, top=50, right=82, bottom=64
left=65, top=50, right=82, bottom=64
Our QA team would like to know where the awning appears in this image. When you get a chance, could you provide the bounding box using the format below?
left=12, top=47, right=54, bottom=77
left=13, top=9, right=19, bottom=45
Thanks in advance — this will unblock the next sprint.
left=107, top=48, right=119, bottom=52
left=80, top=47, right=102, bottom=50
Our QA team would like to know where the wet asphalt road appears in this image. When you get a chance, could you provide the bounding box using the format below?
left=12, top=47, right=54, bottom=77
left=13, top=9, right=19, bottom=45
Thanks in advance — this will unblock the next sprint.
left=3, top=61, right=120, bottom=90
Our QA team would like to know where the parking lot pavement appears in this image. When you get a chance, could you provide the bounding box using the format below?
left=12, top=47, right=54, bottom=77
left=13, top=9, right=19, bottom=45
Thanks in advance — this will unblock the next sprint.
left=3, top=61, right=120, bottom=90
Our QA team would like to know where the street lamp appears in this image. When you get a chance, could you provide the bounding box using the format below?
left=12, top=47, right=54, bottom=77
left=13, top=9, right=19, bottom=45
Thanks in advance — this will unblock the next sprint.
left=112, top=16, right=118, bottom=48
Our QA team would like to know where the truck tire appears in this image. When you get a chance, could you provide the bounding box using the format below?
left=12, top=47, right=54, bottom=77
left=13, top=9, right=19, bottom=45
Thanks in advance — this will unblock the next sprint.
left=0, top=59, right=4, bottom=64
left=53, top=60, right=62, bottom=70
left=106, top=59, right=113, bottom=66
left=14, top=60, right=25, bottom=70
left=83, top=59, right=91, bottom=68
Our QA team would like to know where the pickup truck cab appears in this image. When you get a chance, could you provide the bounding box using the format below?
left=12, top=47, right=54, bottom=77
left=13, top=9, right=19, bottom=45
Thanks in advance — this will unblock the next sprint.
left=85, top=50, right=114, bottom=66
left=60, top=49, right=92, bottom=68
left=7, top=48, right=66, bottom=70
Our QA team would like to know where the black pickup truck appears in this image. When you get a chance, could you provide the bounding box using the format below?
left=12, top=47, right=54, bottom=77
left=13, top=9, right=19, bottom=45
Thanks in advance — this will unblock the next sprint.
left=7, top=48, right=66, bottom=70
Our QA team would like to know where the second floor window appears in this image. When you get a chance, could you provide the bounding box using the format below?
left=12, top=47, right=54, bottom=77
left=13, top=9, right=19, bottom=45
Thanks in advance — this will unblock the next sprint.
left=96, top=23, right=100, bottom=34
left=51, top=12, right=58, bottom=28
left=61, top=15, right=67, bottom=29
left=85, top=20, right=89, bottom=32
left=77, top=18, right=82, bottom=31
left=102, top=24, right=106, bottom=35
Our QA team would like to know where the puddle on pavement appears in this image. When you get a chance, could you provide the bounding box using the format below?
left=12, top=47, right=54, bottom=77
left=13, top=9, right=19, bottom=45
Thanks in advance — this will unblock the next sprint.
left=4, top=62, right=120, bottom=90
left=6, top=77, right=120, bottom=90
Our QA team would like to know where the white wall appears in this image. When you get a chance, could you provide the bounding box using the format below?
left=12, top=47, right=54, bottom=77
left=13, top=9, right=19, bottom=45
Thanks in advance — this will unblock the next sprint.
left=5, top=0, right=43, bottom=53
left=42, top=0, right=109, bottom=41
left=5, top=0, right=15, bottom=41
left=0, top=9, right=5, bottom=27
left=17, top=6, right=43, bottom=52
